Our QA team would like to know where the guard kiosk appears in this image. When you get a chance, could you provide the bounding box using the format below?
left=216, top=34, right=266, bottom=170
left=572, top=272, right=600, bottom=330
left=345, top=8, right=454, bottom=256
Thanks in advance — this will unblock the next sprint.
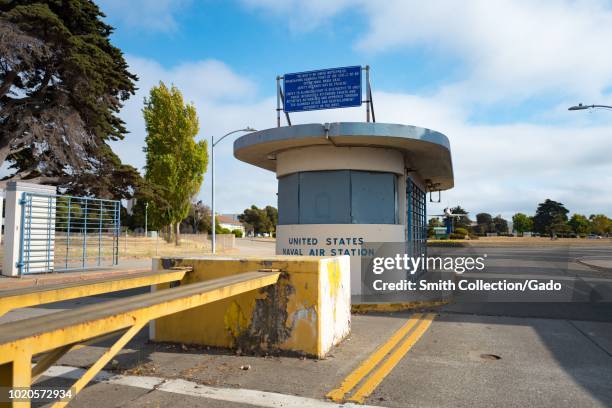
left=233, top=122, right=454, bottom=296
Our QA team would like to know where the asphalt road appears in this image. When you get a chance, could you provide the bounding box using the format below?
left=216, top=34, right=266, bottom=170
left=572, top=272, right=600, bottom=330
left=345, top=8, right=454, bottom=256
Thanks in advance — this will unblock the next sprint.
left=233, top=237, right=276, bottom=256
left=437, top=244, right=612, bottom=321
left=2, top=243, right=610, bottom=407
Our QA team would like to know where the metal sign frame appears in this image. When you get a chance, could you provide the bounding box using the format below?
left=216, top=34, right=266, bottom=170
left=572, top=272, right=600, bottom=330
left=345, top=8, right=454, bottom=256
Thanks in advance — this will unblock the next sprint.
left=276, top=65, right=375, bottom=127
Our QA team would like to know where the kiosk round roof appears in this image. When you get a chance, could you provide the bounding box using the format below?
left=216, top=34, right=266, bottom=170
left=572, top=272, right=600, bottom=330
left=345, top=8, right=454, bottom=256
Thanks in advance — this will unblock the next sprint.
left=233, top=122, right=454, bottom=190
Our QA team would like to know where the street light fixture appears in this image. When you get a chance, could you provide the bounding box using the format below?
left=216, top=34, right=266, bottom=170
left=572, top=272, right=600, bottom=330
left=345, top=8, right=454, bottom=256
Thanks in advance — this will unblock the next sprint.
left=568, top=103, right=612, bottom=111
left=211, top=127, right=257, bottom=254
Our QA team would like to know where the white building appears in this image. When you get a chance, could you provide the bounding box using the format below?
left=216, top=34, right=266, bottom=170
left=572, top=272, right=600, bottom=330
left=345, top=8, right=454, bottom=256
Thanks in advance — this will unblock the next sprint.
left=217, top=214, right=245, bottom=234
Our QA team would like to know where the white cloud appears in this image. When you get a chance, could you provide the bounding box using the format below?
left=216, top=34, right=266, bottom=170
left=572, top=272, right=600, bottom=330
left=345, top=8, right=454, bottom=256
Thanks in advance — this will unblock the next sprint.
left=128, top=57, right=257, bottom=101
left=245, top=0, right=612, bottom=102
left=366, top=91, right=612, bottom=219
left=240, top=0, right=354, bottom=31
left=110, top=56, right=276, bottom=214
left=107, top=0, right=612, bottom=218
left=97, top=0, right=191, bottom=32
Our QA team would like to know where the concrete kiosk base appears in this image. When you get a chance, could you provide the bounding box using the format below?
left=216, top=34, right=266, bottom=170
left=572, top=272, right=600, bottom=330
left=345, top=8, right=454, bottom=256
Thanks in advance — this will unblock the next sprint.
left=150, top=255, right=351, bottom=358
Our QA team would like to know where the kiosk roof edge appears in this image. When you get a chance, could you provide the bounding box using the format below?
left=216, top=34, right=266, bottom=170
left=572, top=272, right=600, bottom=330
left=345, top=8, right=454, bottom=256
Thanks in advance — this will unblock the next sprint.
left=233, top=122, right=454, bottom=191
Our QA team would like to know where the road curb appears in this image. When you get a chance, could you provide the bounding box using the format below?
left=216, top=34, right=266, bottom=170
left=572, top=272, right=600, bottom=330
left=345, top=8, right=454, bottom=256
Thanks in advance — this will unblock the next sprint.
left=576, top=258, right=612, bottom=273
left=351, top=299, right=450, bottom=313
left=352, top=269, right=457, bottom=313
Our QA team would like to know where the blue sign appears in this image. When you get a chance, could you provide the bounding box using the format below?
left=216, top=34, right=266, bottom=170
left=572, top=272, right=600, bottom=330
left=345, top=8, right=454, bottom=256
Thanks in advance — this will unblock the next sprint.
left=283, top=66, right=362, bottom=113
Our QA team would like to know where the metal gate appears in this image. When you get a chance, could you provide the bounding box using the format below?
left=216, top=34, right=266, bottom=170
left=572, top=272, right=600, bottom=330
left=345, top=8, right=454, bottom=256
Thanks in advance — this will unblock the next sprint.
left=406, top=177, right=427, bottom=273
left=18, top=193, right=121, bottom=274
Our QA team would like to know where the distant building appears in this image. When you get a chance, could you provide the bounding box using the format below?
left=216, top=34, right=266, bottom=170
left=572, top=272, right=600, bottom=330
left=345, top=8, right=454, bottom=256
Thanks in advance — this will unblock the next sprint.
left=217, top=214, right=245, bottom=234
left=220, top=213, right=241, bottom=222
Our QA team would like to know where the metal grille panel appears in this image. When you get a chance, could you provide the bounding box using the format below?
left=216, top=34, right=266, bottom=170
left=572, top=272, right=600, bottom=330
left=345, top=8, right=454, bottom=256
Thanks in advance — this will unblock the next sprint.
left=406, top=177, right=427, bottom=272
left=18, top=193, right=120, bottom=274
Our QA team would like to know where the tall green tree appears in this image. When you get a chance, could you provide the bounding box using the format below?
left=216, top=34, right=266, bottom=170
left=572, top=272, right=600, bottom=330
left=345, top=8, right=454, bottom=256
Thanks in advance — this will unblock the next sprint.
left=589, top=214, right=611, bottom=236
left=512, top=213, right=533, bottom=234
left=492, top=215, right=509, bottom=234
left=0, top=1, right=139, bottom=197
left=475, top=212, right=494, bottom=234
left=476, top=213, right=492, bottom=225
left=180, top=200, right=211, bottom=234
left=238, top=205, right=276, bottom=235
left=568, top=214, right=590, bottom=235
left=265, top=205, right=278, bottom=233
left=533, top=199, right=569, bottom=236
left=449, top=206, right=471, bottom=230
left=143, top=82, right=208, bottom=244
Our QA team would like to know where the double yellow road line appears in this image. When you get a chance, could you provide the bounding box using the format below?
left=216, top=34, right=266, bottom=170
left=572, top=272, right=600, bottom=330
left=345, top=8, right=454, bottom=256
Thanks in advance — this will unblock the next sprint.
left=327, top=312, right=436, bottom=404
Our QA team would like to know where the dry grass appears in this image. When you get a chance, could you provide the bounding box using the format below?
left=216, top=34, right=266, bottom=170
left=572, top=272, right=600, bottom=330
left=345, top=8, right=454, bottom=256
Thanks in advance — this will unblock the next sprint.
left=116, top=234, right=240, bottom=259
left=0, top=234, right=232, bottom=271
left=430, top=236, right=612, bottom=247
left=2, top=234, right=608, bottom=270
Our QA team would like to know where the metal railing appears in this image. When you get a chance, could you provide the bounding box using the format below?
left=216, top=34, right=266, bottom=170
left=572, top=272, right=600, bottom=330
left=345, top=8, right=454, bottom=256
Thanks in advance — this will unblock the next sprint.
left=18, top=192, right=121, bottom=274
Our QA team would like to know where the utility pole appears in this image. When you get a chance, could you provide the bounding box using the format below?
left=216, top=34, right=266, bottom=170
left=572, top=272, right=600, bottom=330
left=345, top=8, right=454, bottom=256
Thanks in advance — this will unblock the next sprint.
left=145, top=202, right=149, bottom=238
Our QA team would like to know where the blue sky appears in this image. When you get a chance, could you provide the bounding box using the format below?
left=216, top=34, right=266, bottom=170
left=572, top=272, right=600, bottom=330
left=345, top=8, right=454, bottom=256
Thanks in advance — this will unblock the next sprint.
left=103, top=2, right=459, bottom=97
left=99, top=0, right=612, bottom=219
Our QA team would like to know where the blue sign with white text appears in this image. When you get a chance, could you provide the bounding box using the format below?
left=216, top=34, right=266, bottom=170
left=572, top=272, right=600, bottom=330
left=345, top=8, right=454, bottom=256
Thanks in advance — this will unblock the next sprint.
left=283, top=66, right=362, bottom=113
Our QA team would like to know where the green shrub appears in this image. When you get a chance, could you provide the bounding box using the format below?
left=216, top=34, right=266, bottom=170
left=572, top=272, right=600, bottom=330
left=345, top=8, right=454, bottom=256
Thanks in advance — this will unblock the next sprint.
left=216, top=226, right=231, bottom=234
left=454, top=227, right=469, bottom=237
left=428, top=240, right=467, bottom=247
left=231, top=229, right=243, bottom=238
left=449, top=233, right=465, bottom=240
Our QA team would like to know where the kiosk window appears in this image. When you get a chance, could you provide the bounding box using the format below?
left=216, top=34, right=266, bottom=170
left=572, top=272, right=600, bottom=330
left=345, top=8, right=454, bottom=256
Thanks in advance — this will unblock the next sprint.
left=351, top=172, right=397, bottom=224
left=278, top=172, right=299, bottom=224
left=278, top=170, right=398, bottom=225
left=299, top=171, right=351, bottom=224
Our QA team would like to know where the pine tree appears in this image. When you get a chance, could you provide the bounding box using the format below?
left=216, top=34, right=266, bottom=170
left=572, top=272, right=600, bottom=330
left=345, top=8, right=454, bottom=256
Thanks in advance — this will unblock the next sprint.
left=0, top=0, right=139, bottom=197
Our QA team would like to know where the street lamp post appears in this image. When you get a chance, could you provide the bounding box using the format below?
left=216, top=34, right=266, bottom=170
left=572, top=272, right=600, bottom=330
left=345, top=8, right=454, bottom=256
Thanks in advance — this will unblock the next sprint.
left=211, top=127, right=257, bottom=254
left=568, top=103, right=612, bottom=111
left=145, top=202, right=149, bottom=238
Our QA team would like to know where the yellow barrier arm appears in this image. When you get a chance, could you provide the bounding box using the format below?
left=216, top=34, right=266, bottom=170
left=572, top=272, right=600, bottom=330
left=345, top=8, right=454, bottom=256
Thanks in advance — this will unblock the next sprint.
left=0, top=271, right=280, bottom=408
left=0, top=268, right=190, bottom=317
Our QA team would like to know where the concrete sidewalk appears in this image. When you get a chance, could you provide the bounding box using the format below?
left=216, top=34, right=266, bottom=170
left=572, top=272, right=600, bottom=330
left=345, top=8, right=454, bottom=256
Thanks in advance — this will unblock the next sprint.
left=578, top=256, right=612, bottom=273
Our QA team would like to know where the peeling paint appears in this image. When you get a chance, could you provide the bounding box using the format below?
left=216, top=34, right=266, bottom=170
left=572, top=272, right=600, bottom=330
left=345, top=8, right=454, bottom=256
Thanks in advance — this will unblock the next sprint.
left=234, top=273, right=295, bottom=354
left=161, top=258, right=181, bottom=270
left=224, top=301, right=249, bottom=342
left=152, top=256, right=351, bottom=358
